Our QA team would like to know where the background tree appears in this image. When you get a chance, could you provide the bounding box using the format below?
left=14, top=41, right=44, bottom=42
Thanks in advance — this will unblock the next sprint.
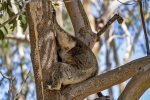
left=0, top=0, right=150, bottom=100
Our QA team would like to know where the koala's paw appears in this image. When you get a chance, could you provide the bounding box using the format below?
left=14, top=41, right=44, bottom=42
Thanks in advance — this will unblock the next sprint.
left=44, top=84, right=52, bottom=90
left=44, top=84, right=61, bottom=90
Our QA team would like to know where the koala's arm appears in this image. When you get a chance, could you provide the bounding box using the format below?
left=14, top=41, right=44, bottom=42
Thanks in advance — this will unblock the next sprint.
left=45, top=10, right=98, bottom=90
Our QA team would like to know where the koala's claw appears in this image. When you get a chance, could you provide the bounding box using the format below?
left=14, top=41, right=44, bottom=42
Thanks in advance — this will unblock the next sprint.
left=44, top=84, right=61, bottom=90
left=44, top=84, right=52, bottom=90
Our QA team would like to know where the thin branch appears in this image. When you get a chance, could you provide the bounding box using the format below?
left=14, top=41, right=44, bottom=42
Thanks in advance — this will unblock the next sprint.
left=124, top=14, right=150, bottom=64
left=8, top=77, right=15, bottom=100
left=91, top=0, right=100, bottom=12
left=97, top=14, right=123, bottom=37
left=138, top=0, right=150, bottom=55
left=107, top=34, right=125, bottom=44
left=0, top=70, right=11, bottom=79
left=0, top=70, right=14, bottom=100
left=0, top=1, right=30, bottom=28
left=0, top=0, right=54, bottom=28
left=117, top=0, right=137, bottom=5
left=13, top=70, right=31, bottom=100
left=4, top=35, right=30, bottom=44
left=99, top=0, right=131, bottom=24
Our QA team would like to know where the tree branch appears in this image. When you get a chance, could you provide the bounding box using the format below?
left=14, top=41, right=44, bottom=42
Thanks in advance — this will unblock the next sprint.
left=0, top=0, right=30, bottom=28
left=0, top=0, right=51, bottom=28
left=138, top=0, right=149, bottom=55
left=4, top=35, right=30, bottom=44
left=0, top=70, right=11, bottom=79
left=97, top=14, right=123, bottom=37
left=62, top=55, right=150, bottom=100
left=118, top=64, right=150, bottom=100
left=124, top=14, right=150, bottom=64
left=99, top=0, right=131, bottom=24
left=13, top=71, right=30, bottom=100
left=64, top=0, right=97, bottom=49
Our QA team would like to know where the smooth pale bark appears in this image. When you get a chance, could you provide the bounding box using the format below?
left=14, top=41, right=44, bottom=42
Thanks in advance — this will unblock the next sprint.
left=64, top=0, right=97, bottom=49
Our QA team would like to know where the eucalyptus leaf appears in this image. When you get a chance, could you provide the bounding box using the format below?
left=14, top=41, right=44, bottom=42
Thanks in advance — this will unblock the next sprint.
left=0, top=30, right=4, bottom=40
left=3, top=26, right=8, bottom=33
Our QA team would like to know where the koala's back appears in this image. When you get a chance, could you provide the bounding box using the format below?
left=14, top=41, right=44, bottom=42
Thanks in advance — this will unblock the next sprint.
left=60, top=37, right=98, bottom=85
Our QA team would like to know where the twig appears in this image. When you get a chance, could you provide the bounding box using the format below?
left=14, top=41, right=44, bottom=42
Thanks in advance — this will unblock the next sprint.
left=5, top=35, right=30, bottom=44
left=0, top=0, right=61, bottom=28
left=13, top=70, right=31, bottom=100
left=97, top=14, right=123, bottom=37
left=117, top=0, right=137, bottom=5
left=107, top=34, right=125, bottom=44
left=0, top=1, right=31, bottom=28
left=138, top=0, right=150, bottom=55
left=0, top=70, right=11, bottom=79
left=8, top=77, right=15, bottom=100
left=0, top=70, right=14, bottom=100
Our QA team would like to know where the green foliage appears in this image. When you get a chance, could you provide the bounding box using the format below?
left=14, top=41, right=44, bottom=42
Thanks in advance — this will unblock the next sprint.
left=0, top=30, right=4, bottom=40
left=52, top=3, right=60, bottom=9
left=18, top=12, right=28, bottom=32
left=53, top=3, right=59, bottom=7
left=0, top=0, right=28, bottom=33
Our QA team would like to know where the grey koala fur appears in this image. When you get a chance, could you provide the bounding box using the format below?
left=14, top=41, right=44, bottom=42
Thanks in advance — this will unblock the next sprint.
left=46, top=10, right=98, bottom=90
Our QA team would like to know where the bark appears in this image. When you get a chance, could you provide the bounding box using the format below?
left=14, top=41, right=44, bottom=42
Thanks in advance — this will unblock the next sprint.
left=82, top=0, right=99, bottom=99
left=64, top=0, right=97, bottom=49
left=26, top=1, right=58, bottom=100
left=118, top=65, right=150, bottom=100
left=61, top=56, right=150, bottom=100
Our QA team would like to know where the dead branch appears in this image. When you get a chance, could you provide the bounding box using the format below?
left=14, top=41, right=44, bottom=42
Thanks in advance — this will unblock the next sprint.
left=97, top=14, right=123, bottom=37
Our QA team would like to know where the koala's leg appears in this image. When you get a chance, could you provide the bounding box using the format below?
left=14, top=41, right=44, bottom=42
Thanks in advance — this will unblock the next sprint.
left=46, top=63, right=63, bottom=90
left=46, top=62, right=79, bottom=90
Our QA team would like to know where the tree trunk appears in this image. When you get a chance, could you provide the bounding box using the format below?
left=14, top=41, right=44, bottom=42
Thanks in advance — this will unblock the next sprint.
left=26, top=1, right=59, bottom=100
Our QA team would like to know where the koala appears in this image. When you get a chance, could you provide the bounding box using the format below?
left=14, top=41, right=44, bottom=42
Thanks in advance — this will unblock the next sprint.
left=46, top=9, right=98, bottom=90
